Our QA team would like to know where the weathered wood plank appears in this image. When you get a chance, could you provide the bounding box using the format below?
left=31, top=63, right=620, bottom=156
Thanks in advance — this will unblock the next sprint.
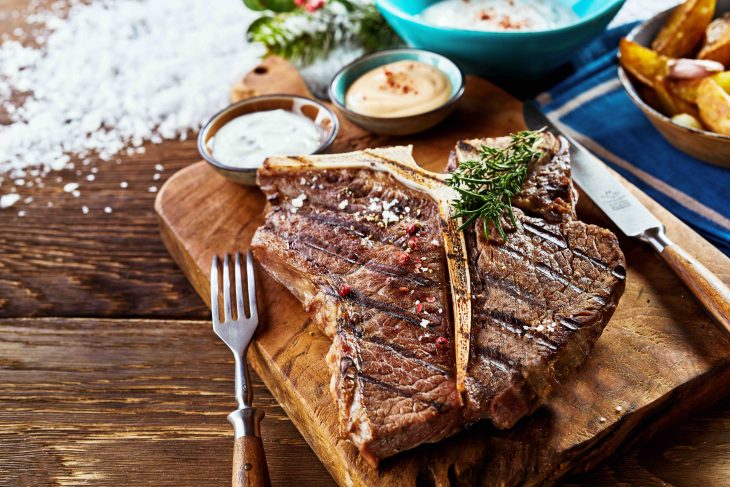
left=0, top=317, right=331, bottom=487
left=0, top=150, right=210, bottom=319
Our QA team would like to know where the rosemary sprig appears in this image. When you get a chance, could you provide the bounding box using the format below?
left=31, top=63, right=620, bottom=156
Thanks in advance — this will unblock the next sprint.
left=446, top=129, right=546, bottom=241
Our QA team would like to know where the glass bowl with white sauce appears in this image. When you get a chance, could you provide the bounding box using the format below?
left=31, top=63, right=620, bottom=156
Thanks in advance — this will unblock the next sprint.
left=198, top=95, right=339, bottom=185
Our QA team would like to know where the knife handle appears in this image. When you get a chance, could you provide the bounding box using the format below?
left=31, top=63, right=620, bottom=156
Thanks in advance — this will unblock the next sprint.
left=232, top=434, right=270, bottom=487
left=229, top=408, right=270, bottom=487
left=660, top=243, right=730, bottom=335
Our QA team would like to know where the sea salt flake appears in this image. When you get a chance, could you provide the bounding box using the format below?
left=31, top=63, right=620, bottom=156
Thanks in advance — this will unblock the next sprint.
left=1, top=194, right=21, bottom=209
left=63, top=182, right=79, bottom=193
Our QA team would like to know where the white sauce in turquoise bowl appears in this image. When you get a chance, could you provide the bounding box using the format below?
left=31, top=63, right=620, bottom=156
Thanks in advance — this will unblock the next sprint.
left=420, top=0, right=577, bottom=32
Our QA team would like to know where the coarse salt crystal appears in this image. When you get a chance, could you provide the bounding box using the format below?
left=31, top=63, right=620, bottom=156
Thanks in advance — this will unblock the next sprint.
left=120, top=181, right=128, bottom=189
left=290, top=194, right=306, bottom=213
left=82, top=206, right=89, bottom=214
left=86, top=174, right=95, bottom=181
left=338, top=199, right=349, bottom=210
left=1, top=193, right=21, bottom=209
left=153, top=173, right=161, bottom=181
left=72, top=190, right=80, bottom=197
left=148, top=186, right=158, bottom=193
left=419, top=319, right=430, bottom=328
left=63, top=182, right=79, bottom=193
left=104, top=206, right=112, bottom=214
left=17, top=210, right=26, bottom=217
left=155, top=164, right=165, bottom=172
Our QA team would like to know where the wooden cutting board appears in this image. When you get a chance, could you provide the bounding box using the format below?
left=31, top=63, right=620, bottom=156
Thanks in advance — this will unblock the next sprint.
left=155, top=57, right=730, bottom=486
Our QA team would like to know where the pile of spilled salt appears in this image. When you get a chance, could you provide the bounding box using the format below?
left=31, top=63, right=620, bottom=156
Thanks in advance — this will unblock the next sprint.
left=0, top=0, right=262, bottom=209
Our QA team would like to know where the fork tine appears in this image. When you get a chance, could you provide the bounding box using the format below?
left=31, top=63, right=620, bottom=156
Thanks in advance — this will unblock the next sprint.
left=210, top=255, right=220, bottom=326
left=234, top=252, right=245, bottom=319
left=247, top=250, right=257, bottom=319
left=223, top=254, right=232, bottom=322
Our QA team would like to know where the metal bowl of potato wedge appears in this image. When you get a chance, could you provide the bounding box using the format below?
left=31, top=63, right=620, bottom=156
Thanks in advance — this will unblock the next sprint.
left=618, top=0, right=730, bottom=167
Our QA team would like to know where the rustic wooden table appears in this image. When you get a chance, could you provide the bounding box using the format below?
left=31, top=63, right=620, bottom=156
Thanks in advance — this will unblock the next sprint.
left=0, top=1, right=728, bottom=486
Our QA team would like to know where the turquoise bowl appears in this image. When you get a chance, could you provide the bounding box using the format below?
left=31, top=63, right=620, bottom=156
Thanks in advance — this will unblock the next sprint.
left=329, top=48, right=464, bottom=135
left=376, top=0, right=625, bottom=78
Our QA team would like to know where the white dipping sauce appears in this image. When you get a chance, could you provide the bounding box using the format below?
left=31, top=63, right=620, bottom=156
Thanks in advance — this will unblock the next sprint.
left=211, top=109, right=322, bottom=168
left=420, top=0, right=577, bottom=32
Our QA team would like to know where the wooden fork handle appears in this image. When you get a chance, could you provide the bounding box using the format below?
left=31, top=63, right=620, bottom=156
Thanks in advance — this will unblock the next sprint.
left=229, top=407, right=270, bottom=487
left=233, top=434, right=270, bottom=487
left=659, top=243, right=730, bottom=335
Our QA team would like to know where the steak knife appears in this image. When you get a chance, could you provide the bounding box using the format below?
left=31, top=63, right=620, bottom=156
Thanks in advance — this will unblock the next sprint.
left=523, top=101, right=730, bottom=335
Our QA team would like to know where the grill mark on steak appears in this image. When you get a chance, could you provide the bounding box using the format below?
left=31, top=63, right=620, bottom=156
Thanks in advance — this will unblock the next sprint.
left=341, top=328, right=453, bottom=377
left=480, top=272, right=547, bottom=309
left=299, top=238, right=435, bottom=288
left=485, top=309, right=530, bottom=335
left=522, top=221, right=626, bottom=280
left=340, top=289, right=433, bottom=328
left=481, top=309, right=560, bottom=352
left=494, top=243, right=598, bottom=298
left=358, top=373, right=447, bottom=412
left=473, top=345, right=518, bottom=374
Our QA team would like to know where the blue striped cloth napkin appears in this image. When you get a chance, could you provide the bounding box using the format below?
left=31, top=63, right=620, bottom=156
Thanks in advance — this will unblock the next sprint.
left=537, top=24, right=730, bottom=256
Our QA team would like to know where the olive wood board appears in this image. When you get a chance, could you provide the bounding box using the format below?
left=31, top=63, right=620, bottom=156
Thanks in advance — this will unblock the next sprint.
left=155, top=57, right=730, bottom=486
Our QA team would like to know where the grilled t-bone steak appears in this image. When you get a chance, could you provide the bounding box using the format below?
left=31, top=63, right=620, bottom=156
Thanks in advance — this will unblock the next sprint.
left=251, top=134, right=626, bottom=465
left=450, top=134, right=625, bottom=426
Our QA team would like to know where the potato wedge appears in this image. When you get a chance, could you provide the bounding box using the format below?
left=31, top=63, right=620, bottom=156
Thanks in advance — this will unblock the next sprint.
left=672, top=113, right=705, bottom=130
left=619, top=39, right=669, bottom=86
left=667, top=78, right=703, bottom=103
left=652, top=0, right=716, bottom=58
left=667, top=71, right=730, bottom=103
left=697, top=77, right=730, bottom=134
left=699, top=14, right=730, bottom=67
left=716, top=70, right=730, bottom=92
left=655, top=77, right=701, bottom=117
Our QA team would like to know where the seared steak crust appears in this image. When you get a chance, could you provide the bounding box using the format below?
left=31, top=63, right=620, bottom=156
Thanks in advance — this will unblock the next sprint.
left=253, top=168, right=461, bottom=466
left=463, top=210, right=626, bottom=426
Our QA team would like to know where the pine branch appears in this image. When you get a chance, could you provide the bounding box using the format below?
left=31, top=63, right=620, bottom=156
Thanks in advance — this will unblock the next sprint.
left=246, top=1, right=401, bottom=66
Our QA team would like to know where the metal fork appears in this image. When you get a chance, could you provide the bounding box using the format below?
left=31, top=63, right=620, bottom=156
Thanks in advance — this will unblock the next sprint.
left=211, top=251, right=271, bottom=487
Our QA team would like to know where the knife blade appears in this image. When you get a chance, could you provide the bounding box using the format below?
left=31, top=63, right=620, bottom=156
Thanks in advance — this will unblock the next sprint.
left=523, top=100, right=730, bottom=335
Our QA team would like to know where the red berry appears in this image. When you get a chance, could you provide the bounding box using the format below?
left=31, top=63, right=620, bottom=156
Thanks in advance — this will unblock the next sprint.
left=406, top=223, right=418, bottom=235
left=407, top=237, right=418, bottom=250
left=436, top=336, right=449, bottom=350
left=396, top=252, right=410, bottom=266
left=338, top=284, right=351, bottom=297
left=416, top=303, right=423, bottom=313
